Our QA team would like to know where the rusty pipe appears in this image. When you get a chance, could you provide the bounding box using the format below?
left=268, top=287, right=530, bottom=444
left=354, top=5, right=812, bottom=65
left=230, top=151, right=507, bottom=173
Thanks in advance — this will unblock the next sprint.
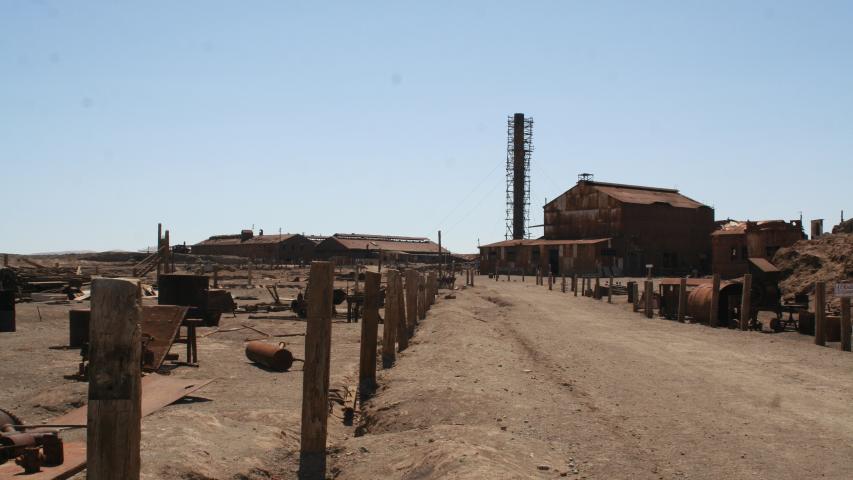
left=245, top=341, right=294, bottom=372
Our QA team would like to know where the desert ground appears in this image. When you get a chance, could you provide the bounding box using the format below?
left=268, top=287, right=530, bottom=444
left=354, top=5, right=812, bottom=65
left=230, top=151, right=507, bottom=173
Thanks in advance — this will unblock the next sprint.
left=2, top=262, right=853, bottom=479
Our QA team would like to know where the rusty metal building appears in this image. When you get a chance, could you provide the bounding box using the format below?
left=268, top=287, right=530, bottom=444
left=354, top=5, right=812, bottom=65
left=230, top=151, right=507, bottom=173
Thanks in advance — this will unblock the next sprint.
left=314, top=233, right=448, bottom=265
left=192, top=230, right=317, bottom=264
left=711, top=220, right=804, bottom=278
left=481, top=179, right=714, bottom=276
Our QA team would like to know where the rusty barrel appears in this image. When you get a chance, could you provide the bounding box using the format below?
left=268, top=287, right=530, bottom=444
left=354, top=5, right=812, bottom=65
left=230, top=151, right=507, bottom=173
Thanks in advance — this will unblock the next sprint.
left=687, top=284, right=717, bottom=324
left=0, top=290, right=15, bottom=332
left=69, top=309, right=90, bottom=347
left=245, top=341, right=294, bottom=371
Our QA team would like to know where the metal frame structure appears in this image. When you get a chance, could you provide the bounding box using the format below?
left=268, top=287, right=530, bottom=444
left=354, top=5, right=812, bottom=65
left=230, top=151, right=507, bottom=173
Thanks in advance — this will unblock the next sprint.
left=505, top=113, right=534, bottom=240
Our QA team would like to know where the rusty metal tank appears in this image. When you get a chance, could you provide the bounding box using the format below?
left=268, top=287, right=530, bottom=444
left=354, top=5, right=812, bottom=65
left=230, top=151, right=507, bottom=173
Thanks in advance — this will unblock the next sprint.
left=68, top=309, right=90, bottom=348
left=687, top=282, right=742, bottom=325
left=245, top=341, right=294, bottom=371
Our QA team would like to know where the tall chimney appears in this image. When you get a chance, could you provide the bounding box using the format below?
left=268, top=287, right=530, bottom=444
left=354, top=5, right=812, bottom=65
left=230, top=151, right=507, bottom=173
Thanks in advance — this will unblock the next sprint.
left=512, top=113, right=526, bottom=240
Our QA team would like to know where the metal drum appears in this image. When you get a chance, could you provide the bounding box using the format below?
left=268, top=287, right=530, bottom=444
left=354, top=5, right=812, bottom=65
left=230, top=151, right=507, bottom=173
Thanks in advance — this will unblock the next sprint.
left=245, top=341, right=294, bottom=371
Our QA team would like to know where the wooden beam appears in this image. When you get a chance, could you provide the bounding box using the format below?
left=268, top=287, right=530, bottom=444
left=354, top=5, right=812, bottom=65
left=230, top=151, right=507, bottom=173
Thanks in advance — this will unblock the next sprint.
left=677, top=278, right=687, bottom=323
left=405, top=270, right=418, bottom=336
left=87, top=278, right=142, bottom=480
left=299, top=261, right=334, bottom=479
left=841, top=297, right=851, bottom=352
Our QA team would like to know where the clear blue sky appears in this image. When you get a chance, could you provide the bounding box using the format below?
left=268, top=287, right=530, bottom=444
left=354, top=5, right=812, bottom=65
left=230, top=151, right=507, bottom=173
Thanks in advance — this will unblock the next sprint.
left=2, top=1, right=851, bottom=254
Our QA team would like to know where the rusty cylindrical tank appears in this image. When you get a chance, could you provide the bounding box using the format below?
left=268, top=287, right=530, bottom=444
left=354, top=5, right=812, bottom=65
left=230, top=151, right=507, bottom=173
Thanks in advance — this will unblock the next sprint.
left=687, top=282, right=743, bottom=325
left=245, top=341, right=294, bottom=372
left=69, top=309, right=90, bottom=348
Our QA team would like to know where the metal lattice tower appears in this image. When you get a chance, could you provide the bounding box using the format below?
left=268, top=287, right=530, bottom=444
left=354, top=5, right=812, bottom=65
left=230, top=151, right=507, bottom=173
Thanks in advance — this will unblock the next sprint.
left=505, top=113, right=533, bottom=240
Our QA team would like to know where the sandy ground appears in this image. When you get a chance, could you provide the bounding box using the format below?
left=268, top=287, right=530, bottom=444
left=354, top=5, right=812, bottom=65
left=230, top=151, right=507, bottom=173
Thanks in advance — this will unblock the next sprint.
left=334, top=276, right=853, bottom=479
left=3, top=269, right=853, bottom=479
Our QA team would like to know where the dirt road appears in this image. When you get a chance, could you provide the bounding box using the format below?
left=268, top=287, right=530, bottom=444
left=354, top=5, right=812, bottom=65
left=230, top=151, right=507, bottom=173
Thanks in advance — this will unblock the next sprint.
left=336, top=277, right=853, bottom=479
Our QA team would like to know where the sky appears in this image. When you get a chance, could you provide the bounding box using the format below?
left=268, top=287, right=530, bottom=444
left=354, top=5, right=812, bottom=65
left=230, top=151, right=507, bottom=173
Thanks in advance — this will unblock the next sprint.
left=1, top=1, right=851, bottom=254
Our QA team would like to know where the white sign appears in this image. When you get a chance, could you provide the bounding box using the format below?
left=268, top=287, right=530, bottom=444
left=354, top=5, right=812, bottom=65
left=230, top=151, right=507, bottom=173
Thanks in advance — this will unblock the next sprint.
left=645, top=264, right=654, bottom=269
left=835, top=283, right=853, bottom=298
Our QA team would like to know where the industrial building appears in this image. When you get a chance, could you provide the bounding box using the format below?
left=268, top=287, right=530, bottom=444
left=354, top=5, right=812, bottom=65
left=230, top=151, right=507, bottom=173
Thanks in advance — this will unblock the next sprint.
left=481, top=178, right=715, bottom=276
left=192, top=230, right=317, bottom=264
left=314, top=233, right=447, bottom=265
left=711, top=219, right=804, bottom=278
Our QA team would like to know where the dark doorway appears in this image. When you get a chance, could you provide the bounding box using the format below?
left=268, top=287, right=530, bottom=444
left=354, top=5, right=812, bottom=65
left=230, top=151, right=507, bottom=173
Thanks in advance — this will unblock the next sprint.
left=549, top=248, right=559, bottom=275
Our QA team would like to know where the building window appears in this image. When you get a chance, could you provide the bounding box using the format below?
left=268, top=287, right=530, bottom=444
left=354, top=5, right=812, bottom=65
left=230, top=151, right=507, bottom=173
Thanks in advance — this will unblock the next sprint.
left=506, top=247, right=517, bottom=262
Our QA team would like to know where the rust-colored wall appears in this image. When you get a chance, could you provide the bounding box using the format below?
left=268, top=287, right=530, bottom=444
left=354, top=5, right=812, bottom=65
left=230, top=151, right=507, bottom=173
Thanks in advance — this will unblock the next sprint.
left=712, top=222, right=803, bottom=278
left=193, top=236, right=315, bottom=264
left=544, top=184, right=622, bottom=240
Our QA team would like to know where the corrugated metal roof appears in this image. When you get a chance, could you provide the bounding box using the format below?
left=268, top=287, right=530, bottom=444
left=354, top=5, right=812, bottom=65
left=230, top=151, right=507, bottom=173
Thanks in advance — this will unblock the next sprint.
left=479, top=238, right=611, bottom=248
left=322, top=234, right=448, bottom=254
left=590, top=182, right=706, bottom=209
left=195, top=233, right=300, bottom=246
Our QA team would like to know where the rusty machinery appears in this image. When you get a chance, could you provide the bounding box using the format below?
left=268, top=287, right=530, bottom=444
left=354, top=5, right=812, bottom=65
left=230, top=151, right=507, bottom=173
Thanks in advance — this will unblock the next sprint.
left=158, top=273, right=234, bottom=326
left=0, top=408, right=71, bottom=474
left=290, top=288, right=348, bottom=319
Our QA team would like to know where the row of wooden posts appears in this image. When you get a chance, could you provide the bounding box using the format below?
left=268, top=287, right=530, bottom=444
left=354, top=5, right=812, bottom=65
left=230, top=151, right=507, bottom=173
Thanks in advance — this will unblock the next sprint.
left=494, top=267, right=853, bottom=353
left=80, top=263, right=447, bottom=479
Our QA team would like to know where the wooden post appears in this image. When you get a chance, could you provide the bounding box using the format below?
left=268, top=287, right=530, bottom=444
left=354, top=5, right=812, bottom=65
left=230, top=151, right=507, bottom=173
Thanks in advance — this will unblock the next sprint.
left=164, top=229, right=171, bottom=273
left=644, top=280, right=653, bottom=318
left=815, top=282, right=826, bottom=346
left=633, top=283, right=640, bottom=312
left=548, top=272, right=553, bottom=290
left=506, top=270, right=510, bottom=282
left=299, top=261, right=334, bottom=479
left=212, top=266, right=219, bottom=288
left=608, top=276, right=613, bottom=303
left=595, top=277, right=600, bottom=300
left=87, top=278, right=142, bottom=480
left=405, top=270, right=418, bottom=336
left=382, top=270, right=399, bottom=365
left=841, top=297, right=851, bottom=352
left=418, top=274, right=426, bottom=321
left=470, top=269, right=474, bottom=287
left=677, top=277, right=687, bottom=322
left=396, top=274, right=407, bottom=350
left=359, top=271, right=380, bottom=396
left=573, top=275, right=577, bottom=296
left=740, top=274, right=752, bottom=331
left=710, top=274, right=720, bottom=328
left=561, top=274, right=566, bottom=293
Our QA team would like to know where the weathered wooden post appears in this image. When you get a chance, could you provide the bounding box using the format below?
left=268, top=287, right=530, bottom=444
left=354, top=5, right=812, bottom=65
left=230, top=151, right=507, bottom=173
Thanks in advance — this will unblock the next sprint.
left=156, top=223, right=162, bottom=280
left=841, top=297, right=851, bottom=352
left=633, top=283, right=640, bottom=312
left=418, top=274, right=426, bottom=321
left=299, top=261, right=334, bottom=479
left=405, top=270, right=418, bottom=336
left=594, top=277, right=600, bottom=300
left=164, top=229, right=171, bottom=273
left=644, top=280, right=653, bottom=318
left=359, top=271, right=380, bottom=396
left=608, top=276, right=613, bottom=303
left=677, top=277, right=687, bottom=322
left=212, top=266, right=219, bottom=288
left=740, top=274, right=752, bottom=331
left=710, top=274, right=720, bottom=327
left=561, top=274, right=566, bottom=293
left=87, top=278, right=142, bottom=480
left=382, top=270, right=399, bottom=366
left=573, top=275, right=578, bottom=296
left=548, top=270, right=553, bottom=290
left=395, top=272, right=408, bottom=351
left=815, top=281, right=826, bottom=346
left=470, top=269, right=474, bottom=287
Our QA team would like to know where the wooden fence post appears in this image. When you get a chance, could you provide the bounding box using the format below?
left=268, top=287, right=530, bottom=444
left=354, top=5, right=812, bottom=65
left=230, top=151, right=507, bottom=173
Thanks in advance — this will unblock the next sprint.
left=677, top=277, right=687, bottom=322
left=359, top=271, right=380, bottom=396
left=709, top=274, right=720, bottom=328
left=841, top=297, right=851, bottom=352
left=633, top=283, right=639, bottom=312
left=573, top=275, right=578, bottom=296
left=405, top=270, right=418, bottom=336
left=740, top=274, right=752, bottom=331
left=299, top=262, right=334, bottom=479
left=470, top=269, right=474, bottom=287
left=548, top=271, right=553, bottom=290
left=608, top=276, right=613, bottom=303
left=644, top=280, right=653, bottom=318
left=595, top=277, right=600, bottom=300
left=87, top=278, right=142, bottom=480
left=396, top=272, right=408, bottom=351
left=382, top=270, right=399, bottom=366
left=815, top=282, right=826, bottom=346
left=418, top=274, right=426, bottom=321
left=561, top=274, right=566, bottom=293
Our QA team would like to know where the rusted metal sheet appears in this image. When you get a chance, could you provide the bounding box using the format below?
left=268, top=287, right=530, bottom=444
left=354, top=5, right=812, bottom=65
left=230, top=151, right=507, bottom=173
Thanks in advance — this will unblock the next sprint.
left=140, top=305, right=189, bottom=372
left=50, top=375, right=214, bottom=426
left=0, top=441, right=85, bottom=480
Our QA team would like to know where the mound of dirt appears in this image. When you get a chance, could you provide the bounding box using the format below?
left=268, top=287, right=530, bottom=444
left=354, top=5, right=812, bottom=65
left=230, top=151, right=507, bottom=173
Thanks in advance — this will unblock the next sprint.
left=773, top=233, right=853, bottom=301
left=833, top=218, right=853, bottom=234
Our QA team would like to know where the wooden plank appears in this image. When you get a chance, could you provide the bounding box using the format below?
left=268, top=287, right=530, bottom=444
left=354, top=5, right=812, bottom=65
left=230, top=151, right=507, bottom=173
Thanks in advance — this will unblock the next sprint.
left=677, top=277, right=687, bottom=322
left=405, top=270, right=418, bottom=336
left=815, top=281, right=826, bottom=346
left=396, top=273, right=407, bottom=351
left=841, top=297, right=851, bottom=352
left=299, top=261, right=334, bottom=479
left=87, top=278, right=142, bottom=480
